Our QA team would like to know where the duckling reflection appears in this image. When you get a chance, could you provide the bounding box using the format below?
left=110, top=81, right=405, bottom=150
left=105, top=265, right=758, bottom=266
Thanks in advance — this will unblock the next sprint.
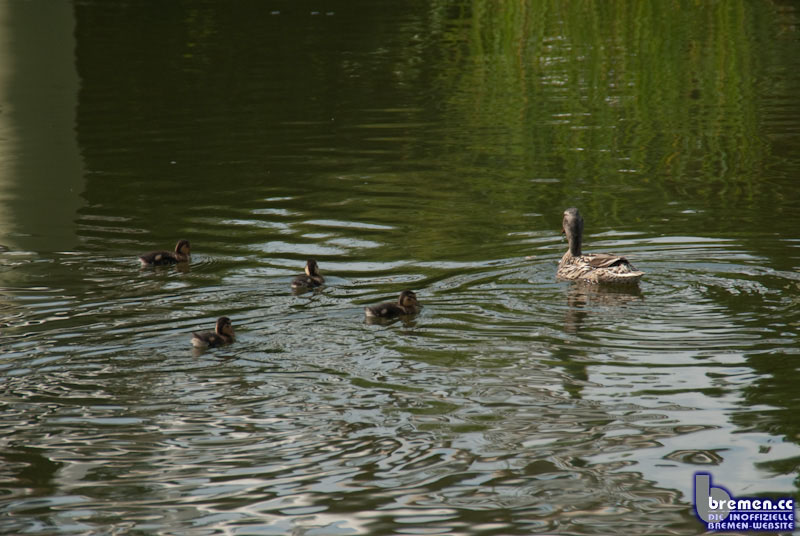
left=1, top=446, right=62, bottom=494
left=191, top=316, right=235, bottom=349
left=364, top=290, right=421, bottom=321
left=139, top=239, right=191, bottom=267
left=558, top=208, right=643, bottom=284
left=291, top=259, right=324, bottom=291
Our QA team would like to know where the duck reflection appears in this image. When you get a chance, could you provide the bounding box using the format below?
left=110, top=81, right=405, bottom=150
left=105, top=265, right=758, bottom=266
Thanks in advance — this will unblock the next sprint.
left=1, top=446, right=63, bottom=494
left=563, top=282, right=643, bottom=334
left=365, top=315, right=420, bottom=328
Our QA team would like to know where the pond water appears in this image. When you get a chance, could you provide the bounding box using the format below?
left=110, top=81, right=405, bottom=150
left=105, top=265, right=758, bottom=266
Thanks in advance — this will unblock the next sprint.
left=1, top=1, right=799, bottom=534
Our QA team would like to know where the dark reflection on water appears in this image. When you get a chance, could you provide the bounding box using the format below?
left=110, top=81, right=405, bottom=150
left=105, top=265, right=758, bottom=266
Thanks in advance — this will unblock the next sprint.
left=2, top=0, right=800, bottom=535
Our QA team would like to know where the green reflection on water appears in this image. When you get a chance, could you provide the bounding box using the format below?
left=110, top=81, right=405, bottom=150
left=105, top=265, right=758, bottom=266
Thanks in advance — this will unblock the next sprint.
left=65, top=0, right=796, bottom=273
left=437, top=1, right=780, bottom=227
left=0, top=1, right=84, bottom=253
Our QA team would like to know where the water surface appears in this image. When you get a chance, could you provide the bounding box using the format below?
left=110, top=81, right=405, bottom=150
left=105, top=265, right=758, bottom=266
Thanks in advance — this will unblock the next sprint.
left=1, top=1, right=799, bottom=534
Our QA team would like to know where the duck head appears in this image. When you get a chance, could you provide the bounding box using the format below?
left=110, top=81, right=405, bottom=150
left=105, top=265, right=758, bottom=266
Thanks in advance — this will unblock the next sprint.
left=215, top=316, right=234, bottom=338
left=305, top=259, right=320, bottom=277
left=175, top=239, right=191, bottom=256
left=398, top=290, right=419, bottom=308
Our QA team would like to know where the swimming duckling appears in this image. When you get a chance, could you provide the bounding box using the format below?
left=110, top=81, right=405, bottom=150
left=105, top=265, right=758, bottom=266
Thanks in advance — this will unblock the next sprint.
left=291, top=259, right=324, bottom=289
left=191, top=316, right=235, bottom=348
left=557, top=207, right=644, bottom=284
left=365, top=290, right=421, bottom=318
left=139, top=239, right=191, bottom=266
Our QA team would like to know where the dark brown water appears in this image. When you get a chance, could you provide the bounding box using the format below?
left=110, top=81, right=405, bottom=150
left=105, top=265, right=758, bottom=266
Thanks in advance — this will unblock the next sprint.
left=1, top=1, right=799, bottom=534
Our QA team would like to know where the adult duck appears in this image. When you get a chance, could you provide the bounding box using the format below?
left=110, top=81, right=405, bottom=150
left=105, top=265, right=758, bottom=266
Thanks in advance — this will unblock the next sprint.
left=557, top=207, right=643, bottom=284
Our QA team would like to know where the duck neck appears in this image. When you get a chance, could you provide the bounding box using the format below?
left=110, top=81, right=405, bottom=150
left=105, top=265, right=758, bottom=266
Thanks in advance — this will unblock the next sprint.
left=570, top=237, right=581, bottom=257
left=566, top=229, right=582, bottom=257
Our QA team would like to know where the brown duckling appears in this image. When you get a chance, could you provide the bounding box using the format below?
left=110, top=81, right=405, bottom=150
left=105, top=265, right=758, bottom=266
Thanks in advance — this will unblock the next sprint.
left=191, top=316, right=235, bottom=348
left=291, top=259, right=325, bottom=289
left=139, top=239, right=191, bottom=266
left=557, top=207, right=644, bottom=284
left=365, top=290, right=421, bottom=318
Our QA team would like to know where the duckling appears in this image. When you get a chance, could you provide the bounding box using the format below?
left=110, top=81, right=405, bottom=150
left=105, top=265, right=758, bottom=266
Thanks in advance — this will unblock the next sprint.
left=365, top=290, right=421, bottom=318
left=291, top=259, right=325, bottom=289
left=139, top=239, right=191, bottom=266
left=191, top=316, right=235, bottom=348
left=557, top=207, right=644, bottom=284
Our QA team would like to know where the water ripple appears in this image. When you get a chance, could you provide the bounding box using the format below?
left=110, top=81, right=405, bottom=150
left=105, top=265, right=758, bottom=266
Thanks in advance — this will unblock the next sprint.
left=2, top=229, right=798, bottom=535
